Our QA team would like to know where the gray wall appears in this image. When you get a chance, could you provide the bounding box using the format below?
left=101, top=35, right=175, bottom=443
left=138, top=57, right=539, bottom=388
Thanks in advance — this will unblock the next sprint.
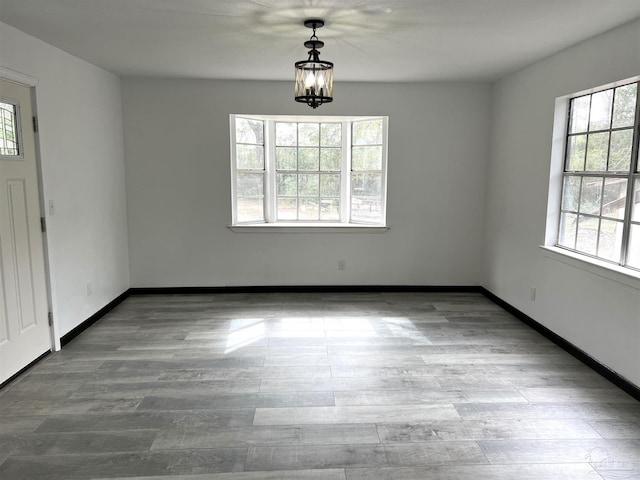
left=122, top=79, right=492, bottom=288
left=484, top=18, right=640, bottom=386
left=0, top=22, right=130, bottom=342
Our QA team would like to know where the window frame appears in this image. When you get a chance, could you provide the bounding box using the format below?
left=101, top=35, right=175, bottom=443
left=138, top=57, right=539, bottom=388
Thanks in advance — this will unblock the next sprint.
left=553, top=79, right=640, bottom=272
left=230, top=114, right=389, bottom=229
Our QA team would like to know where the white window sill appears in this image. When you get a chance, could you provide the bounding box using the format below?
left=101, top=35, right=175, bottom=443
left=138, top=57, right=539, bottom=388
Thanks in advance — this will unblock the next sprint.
left=228, top=223, right=389, bottom=233
left=540, top=245, right=640, bottom=290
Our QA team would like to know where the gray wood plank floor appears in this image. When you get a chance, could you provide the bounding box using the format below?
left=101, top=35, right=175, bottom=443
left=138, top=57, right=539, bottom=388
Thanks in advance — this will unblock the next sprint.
left=1, top=292, right=639, bottom=479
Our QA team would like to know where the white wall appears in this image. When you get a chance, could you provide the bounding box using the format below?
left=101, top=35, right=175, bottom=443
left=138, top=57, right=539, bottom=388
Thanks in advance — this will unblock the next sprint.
left=0, top=22, right=130, bottom=341
left=484, top=19, right=640, bottom=387
left=122, top=79, right=491, bottom=287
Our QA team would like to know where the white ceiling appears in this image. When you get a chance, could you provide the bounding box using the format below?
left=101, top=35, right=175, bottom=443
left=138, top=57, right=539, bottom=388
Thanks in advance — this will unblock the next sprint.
left=1, top=0, right=639, bottom=82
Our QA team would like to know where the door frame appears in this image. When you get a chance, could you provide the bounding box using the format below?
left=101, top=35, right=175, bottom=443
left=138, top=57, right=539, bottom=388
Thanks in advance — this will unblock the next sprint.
left=0, top=66, right=59, bottom=352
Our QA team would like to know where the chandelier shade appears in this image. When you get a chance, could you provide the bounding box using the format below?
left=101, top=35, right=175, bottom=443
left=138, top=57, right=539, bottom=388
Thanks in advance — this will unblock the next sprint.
left=294, top=19, right=333, bottom=109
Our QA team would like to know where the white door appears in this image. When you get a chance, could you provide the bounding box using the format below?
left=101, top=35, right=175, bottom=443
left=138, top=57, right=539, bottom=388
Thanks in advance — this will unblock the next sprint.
left=0, top=79, right=50, bottom=384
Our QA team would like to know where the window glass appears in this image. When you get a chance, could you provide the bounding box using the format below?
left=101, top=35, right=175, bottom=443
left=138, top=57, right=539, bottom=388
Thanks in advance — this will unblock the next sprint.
left=608, top=130, right=633, bottom=171
left=566, top=135, right=587, bottom=171
left=588, top=89, right=613, bottom=131
left=612, top=83, right=637, bottom=128
left=632, top=180, right=640, bottom=222
left=351, top=119, right=384, bottom=224
left=236, top=117, right=263, bottom=144
left=569, top=96, right=590, bottom=133
left=628, top=225, right=640, bottom=268
left=321, top=123, right=341, bottom=146
left=234, top=118, right=265, bottom=222
left=0, top=101, right=20, bottom=156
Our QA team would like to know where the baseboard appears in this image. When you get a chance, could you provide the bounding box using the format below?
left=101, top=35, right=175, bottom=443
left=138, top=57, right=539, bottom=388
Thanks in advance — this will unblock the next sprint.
left=0, top=350, right=50, bottom=391
left=480, top=287, right=640, bottom=402
left=129, top=285, right=484, bottom=295
left=60, top=289, right=131, bottom=346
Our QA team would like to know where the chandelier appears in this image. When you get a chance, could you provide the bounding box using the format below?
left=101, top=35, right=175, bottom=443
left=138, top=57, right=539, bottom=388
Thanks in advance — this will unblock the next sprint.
left=294, top=19, right=334, bottom=109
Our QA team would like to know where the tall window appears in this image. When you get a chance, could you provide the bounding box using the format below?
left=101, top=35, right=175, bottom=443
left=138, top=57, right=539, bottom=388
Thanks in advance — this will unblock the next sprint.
left=230, top=115, right=388, bottom=226
left=557, top=81, right=640, bottom=269
left=274, top=121, right=342, bottom=222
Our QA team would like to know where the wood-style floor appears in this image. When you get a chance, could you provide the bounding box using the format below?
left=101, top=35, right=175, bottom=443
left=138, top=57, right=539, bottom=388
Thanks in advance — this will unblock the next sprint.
left=1, top=292, right=639, bottom=479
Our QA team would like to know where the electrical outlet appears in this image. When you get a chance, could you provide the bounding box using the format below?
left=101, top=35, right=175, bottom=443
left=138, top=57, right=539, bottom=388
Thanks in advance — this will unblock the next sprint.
left=530, top=287, right=536, bottom=301
left=338, top=260, right=346, bottom=271
left=87, top=282, right=93, bottom=296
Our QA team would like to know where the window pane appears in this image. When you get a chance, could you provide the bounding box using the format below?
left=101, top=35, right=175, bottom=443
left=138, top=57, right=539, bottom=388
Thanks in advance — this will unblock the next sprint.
left=235, top=118, right=263, bottom=145
left=277, top=173, right=297, bottom=196
left=299, top=198, right=320, bottom=220
left=608, top=129, right=633, bottom=172
left=320, top=174, right=340, bottom=196
left=299, top=174, right=319, bottom=196
left=597, top=219, right=623, bottom=262
left=276, top=122, right=297, bottom=146
left=236, top=145, right=264, bottom=169
left=579, top=177, right=603, bottom=215
left=352, top=173, right=382, bottom=197
left=353, top=119, right=383, bottom=145
left=352, top=173, right=382, bottom=223
left=632, top=180, right=640, bottom=222
left=299, top=123, right=319, bottom=146
left=602, top=178, right=627, bottom=220
left=588, top=89, right=613, bottom=131
left=321, top=123, right=341, bottom=146
left=320, top=148, right=341, bottom=171
left=561, top=176, right=581, bottom=212
left=298, top=148, right=319, bottom=170
left=627, top=224, right=640, bottom=269
left=237, top=197, right=264, bottom=222
left=320, top=198, right=340, bottom=221
left=576, top=215, right=599, bottom=255
left=585, top=132, right=609, bottom=171
left=612, top=83, right=637, bottom=128
left=352, top=146, right=382, bottom=171
left=236, top=173, right=264, bottom=196
left=352, top=197, right=382, bottom=223
left=566, top=135, right=586, bottom=171
left=569, top=96, right=590, bottom=134
left=558, top=213, right=577, bottom=248
left=276, top=147, right=297, bottom=170
left=0, top=101, right=20, bottom=156
left=277, top=198, right=297, bottom=220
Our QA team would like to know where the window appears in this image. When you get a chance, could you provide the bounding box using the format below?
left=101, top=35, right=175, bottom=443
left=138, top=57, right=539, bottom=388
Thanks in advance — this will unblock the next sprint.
left=556, top=81, right=640, bottom=270
left=0, top=100, right=21, bottom=157
left=230, top=115, right=388, bottom=227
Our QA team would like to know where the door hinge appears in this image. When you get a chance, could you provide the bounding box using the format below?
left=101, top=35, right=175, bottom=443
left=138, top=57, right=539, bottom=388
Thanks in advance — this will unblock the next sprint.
left=48, top=312, right=53, bottom=326
left=33, top=116, right=39, bottom=133
left=40, top=217, right=46, bottom=232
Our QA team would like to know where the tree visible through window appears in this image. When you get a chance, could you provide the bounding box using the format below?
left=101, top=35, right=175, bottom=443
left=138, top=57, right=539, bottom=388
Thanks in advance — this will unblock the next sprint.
left=275, top=122, right=342, bottom=221
left=557, top=81, right=640, bottom=269
left=231, top=115, right=388, bottom=227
